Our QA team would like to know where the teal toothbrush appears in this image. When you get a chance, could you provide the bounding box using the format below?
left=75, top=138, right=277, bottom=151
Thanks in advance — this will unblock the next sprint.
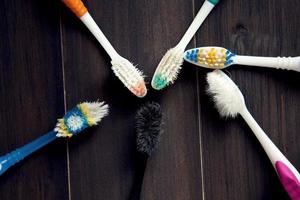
left=0, top=101, right=109, bottom=175
left=151, top=0, right=220, bottom=90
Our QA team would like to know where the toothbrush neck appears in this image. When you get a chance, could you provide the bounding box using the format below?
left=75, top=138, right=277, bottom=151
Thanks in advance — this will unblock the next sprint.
left=177, top=0, right=215, bottom=49
left=80, top=13, right=120, bottom=60
left=239, top=108, right=286, bottom=165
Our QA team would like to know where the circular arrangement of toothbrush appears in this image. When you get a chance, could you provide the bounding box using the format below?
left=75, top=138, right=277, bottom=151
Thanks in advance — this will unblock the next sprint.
left=1, top=0, right=300, bottom=199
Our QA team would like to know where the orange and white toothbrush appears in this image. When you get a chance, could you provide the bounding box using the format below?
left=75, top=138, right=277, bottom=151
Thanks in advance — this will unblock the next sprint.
left=62, top=0, right=147, bottom=97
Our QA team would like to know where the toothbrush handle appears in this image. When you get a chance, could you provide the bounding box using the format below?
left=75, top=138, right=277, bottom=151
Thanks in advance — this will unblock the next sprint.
left=62, top=0, right=87, bottom=17
left=234, top=55, right=300, bottom=72
left=240, top=109, right=300, bottom=199
left=0, top=131, right=57, bottom=176
left=177, top=0, right=217, bottom=49
left=275, top=161, right=300, bottom=200
left=62, top=0, right=119, bottom=59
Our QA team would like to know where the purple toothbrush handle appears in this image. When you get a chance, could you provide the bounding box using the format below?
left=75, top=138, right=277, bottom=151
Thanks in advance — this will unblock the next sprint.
left=275, top=161, right=300, bottom=200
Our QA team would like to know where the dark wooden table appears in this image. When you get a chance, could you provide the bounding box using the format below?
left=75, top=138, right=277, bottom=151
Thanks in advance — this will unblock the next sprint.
left=0, top=0, right=299, bottom=199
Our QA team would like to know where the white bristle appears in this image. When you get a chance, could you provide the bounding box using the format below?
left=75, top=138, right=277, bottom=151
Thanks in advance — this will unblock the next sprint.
left=54, top=101, right=109, bottom=138
left=84, top=101, right=109, bottom=124
left=206, top=70, right=246, bottom=118
left=111, top=57, right=146, bottom=95
left=155, top=47, right=184, bottom=83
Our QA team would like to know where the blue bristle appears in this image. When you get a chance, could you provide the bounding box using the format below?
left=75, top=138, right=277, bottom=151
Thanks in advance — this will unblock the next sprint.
left=64, top=107, right=89, bottom=135
left=224, top=60, right=233, bottom=66
left=226, top=54, right=234, bottom=60
left=186, top=52, right=192, bottom=59
left=226, top=52, right=236, bottom=63
left=193, top=53, right=198, bottom=62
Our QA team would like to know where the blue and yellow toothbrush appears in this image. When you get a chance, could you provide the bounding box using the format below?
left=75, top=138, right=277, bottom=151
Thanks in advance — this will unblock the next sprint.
left=0, top=101, right=109, bottom=175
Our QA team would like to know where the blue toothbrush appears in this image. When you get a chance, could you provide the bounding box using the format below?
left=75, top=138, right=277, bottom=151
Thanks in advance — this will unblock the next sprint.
left=0, top=101, right=109, bottom=176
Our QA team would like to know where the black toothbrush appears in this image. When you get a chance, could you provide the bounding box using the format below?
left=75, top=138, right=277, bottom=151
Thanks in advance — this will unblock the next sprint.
left=129, top=102, right=163, bottom=200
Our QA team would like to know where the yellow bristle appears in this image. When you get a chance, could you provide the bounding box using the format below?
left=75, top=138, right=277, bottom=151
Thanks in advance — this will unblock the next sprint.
left=78, top=103, right=96, bottom=126
left=56, top=119, right=73, bottom=137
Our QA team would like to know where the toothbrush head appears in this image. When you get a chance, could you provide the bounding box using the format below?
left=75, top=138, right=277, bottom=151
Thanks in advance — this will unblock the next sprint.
left=151, top=47, right=184, bottom=90
left=111, top=58, right=147, bottom=98
left=208, top=0, right=220, bottom=5
left=55, top=101, right=109, bottom=137
left=206, top=70, right=245, bottom=118
left=184, top=47, right=236, bottom=69
left=135, top=102, right=163, bottom=156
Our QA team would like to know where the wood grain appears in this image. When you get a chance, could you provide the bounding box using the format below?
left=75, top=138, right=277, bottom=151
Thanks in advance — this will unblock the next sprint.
left=61, top=0, right=202, bottom=199
left=0, top=0, right=299, bottom=199
left=196, top=0, right=300, bottom=199
left=0, top=0, right=67, bottom=199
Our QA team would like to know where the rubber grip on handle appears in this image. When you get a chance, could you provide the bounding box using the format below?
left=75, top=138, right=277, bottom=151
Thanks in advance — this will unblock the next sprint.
left=275, top=161, right=300, bottom=200
left=62, top=0, right=88, bottom=17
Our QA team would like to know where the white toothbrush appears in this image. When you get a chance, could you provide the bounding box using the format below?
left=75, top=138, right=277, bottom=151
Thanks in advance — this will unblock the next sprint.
left=206, top=70, right=300, bottom=200
left=184, top=46, right=300, bottom=72
left=62, top=0, right=147, bottom=97
left=151, top=0, right=220, bottom=90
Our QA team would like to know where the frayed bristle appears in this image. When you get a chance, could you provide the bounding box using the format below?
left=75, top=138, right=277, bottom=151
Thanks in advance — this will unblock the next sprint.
left=55, top=101, right=109, bottom=137
left=151, top=47, right=184, bottom=90
left=184, top=47, right=235, bottom=68
left=206, top=70, right=245, bottom=118
left=111, top=57, right=147, bottom=97
left=81, top=101, right=109, bottom=124
left=135, top=102, right=163, bottom=156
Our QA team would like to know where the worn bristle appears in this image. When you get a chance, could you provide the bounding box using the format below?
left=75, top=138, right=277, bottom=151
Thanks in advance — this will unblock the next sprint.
left=135, top=102, right=163, bottom=156
left=151, top=47, right=184, bottom=90
left=55, top=101, right=109, bottom=137
left=111, top=57, right=147, bottom=97
left=185, top=47, right=235, bottom=68
left=206, top=70, right=245, bottom=118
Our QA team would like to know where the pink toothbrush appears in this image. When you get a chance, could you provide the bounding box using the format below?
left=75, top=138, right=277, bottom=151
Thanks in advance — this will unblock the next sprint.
left=207, top=70, right=300, bottom=199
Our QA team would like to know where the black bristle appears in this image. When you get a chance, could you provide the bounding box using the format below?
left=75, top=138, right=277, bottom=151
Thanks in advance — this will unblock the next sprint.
left=135, top=102, right=163, bottom=156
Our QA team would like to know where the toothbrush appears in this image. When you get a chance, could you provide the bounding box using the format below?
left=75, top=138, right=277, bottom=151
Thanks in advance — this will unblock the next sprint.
left=0, top=101, right=109, bottom=175
left=129, top=102, right=163, bottom=200
left=185, top=47, right=300, bottom=72
left=62, top=0, right=147, bottom=97
left=151, top=0, right=220, bottom=90
left=206, top=70, right=300, bottom=200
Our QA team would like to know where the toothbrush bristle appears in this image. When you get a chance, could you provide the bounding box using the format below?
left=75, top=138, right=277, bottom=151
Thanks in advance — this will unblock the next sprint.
left=135, top=102, right=163, bottom=156
left=185, top=47, right=235, bottom=68
left=151, top=47, right=184, bottom=90
left=55, top=101, right=109, bottom=137
left=206, top=70, right=245, bottom=118
left=111, top=58, right=147, bottom=98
